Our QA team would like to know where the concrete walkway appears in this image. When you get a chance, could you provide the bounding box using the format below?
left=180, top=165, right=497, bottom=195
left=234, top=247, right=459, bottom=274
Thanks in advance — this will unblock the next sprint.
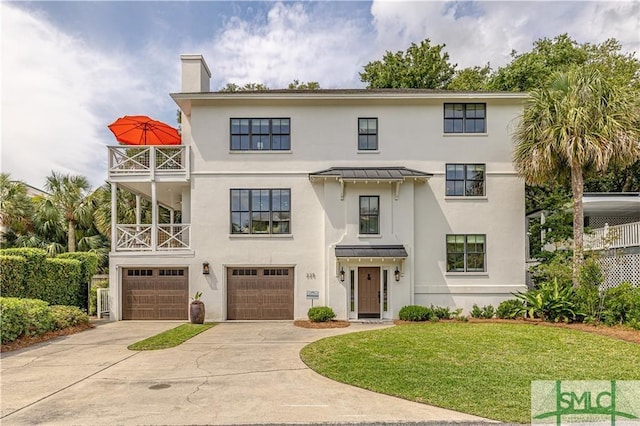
left=1, top=321, right=491, bottom=425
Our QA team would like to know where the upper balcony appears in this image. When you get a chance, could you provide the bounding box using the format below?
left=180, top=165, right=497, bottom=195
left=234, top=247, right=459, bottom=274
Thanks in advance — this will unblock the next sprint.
left=108, top=146, right=189, bottom=182
left=584, top=221, right=640, bottom=251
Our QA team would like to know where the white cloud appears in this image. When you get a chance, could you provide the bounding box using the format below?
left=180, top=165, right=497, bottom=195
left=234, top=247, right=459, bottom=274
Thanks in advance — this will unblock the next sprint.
left=203, top=2, right=372, bottom=89
left=370, top=1, right=640, bottom=70
left=0, top=3, right=180, bottom=189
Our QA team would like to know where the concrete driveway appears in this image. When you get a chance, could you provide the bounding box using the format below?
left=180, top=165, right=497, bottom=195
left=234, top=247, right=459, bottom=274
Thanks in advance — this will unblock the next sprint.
left=1, top=321, right=490, bottom=425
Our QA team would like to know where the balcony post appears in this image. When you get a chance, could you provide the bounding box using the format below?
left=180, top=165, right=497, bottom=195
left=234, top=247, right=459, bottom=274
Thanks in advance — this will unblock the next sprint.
left=111, top=182, right=117, bottom=251
left=151, top=180, right=157, bottom=251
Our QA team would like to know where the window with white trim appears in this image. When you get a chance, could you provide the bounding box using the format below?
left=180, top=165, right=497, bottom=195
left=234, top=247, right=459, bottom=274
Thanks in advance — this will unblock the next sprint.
left=230, top=118, right=290, bottom=151
left=446, top=234, right=486, bottom=272
left=444, top=103, right=486, bottom=133
left=446, top=164, right=485, bottom=196
left=230, top=189, right=291, bottom=234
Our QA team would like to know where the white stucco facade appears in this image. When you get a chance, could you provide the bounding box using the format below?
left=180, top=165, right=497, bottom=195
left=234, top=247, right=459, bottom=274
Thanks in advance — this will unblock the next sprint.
left=107, top=55, right=527, bottom=321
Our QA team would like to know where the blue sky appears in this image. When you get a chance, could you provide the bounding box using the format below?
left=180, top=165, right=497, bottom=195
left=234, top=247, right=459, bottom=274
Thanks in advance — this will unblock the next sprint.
left=2, top=1, right=639, bottom=189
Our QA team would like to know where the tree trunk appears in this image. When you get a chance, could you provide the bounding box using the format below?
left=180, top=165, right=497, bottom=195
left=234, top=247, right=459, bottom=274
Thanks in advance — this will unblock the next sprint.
left=68, top=220, right=76, bottom=252
left=570, top=161, right=584, bottom=287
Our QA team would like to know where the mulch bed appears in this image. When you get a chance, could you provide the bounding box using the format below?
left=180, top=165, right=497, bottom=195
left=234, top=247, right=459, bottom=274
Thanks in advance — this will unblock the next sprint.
left=394, top=318, right=640, bottom=344
left=294, top=320, right=351, bottom=329
left=1, top=323, right=95, bottom=353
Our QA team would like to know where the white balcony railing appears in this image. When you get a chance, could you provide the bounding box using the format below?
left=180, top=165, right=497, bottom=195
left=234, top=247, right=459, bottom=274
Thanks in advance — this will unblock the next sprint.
left=115, top=224, right=191, bottom=251
left=584, top=221, right=640, bottom=251
left=108, top=146, right=188, bottom=178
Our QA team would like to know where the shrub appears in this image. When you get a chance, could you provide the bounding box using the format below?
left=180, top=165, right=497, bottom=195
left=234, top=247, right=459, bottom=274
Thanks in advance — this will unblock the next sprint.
left=471, top=304, right=496, bottom=319
left=399, top=305, right=434, bottom=321
left=515, top=278, right=577, bottom=322
left=308, top=306, right=336, bottom=322
left=529, top=253, right=572, bottom=288
left=41, top=258, right=83, bottom=307
left=0, top=297, right=55, bottom=343
left=89, top=280, right=109, bottom=316
left=0, top=248, right=47, bottom=298
left=58, top=252, right=99, bottom=310
left=431, top=305, right=452, bottom=320
left=0, top=255, right=27, bottom=297
left=50, top=305, right=90, bottom=329
left=576, top=258, right=604, bottom=323
left=496, top=299, right=525, bottom=319
left=602, top=282, right=640, bottom=327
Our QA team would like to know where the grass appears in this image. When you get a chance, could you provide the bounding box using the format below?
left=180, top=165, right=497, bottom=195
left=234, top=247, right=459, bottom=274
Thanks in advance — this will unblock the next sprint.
left=300, top=322, right=640, bottom=423
left=128, top=323, right=215, bottom=350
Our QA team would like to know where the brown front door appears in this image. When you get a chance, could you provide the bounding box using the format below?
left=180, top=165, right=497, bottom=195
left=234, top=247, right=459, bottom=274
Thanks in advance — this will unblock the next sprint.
left=358, top=267, right=380, bottom=318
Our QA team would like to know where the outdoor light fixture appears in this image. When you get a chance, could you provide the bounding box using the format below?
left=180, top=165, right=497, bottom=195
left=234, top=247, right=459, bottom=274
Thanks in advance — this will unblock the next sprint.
left=394, top=266, right=401, bottom=282
left=202, top=262, right=210, bottom=275
left=339, top=267, right=345, bottom=282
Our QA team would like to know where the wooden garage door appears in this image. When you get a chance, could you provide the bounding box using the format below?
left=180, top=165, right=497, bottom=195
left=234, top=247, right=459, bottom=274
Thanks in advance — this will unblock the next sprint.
left=122, top=268, right=188, bottom=320
left=227, top=267, right=294, bottom=320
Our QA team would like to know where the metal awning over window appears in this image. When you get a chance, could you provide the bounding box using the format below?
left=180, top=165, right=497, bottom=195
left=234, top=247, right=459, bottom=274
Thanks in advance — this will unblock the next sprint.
left=309, top=167, right=431, bottom=200
left=335, top=245, right=408, bottom=258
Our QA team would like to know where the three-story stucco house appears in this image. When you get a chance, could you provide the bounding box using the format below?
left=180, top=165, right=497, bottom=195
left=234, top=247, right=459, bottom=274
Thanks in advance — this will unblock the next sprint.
left=107, top=54, right=527, bottom=321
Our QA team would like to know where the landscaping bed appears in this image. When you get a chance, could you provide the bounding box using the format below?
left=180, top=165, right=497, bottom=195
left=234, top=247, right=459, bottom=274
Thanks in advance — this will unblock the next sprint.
left=294, top=319, right=350, bottom=329
left=1, top=322, right=94, bottom=352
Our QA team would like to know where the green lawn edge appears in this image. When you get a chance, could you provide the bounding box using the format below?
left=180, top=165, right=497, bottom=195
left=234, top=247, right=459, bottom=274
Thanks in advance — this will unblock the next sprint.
left=300, top=322, right=640, bottom=423
left=128, top=323, right=215, bottom=350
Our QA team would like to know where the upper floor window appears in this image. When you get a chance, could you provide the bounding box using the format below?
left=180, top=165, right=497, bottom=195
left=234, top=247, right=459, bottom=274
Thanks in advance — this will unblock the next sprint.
left=359, top=196, right=379, bottom=234
left=444, top=103, right=486, bottom=133
left=230, top=118, right=290, bottom=151
left=446, top=234, right=486, bottom=272
left=230, top=189, right=290, bottom=234
left=358, top=118, right=378, bottom=151
left=446, top=164, right=485, bottom=196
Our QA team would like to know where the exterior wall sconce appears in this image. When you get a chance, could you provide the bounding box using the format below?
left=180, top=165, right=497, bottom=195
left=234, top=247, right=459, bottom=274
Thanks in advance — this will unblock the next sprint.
left=339, top=267, right=345, bottom=282
left=202, top=262, right=210, bottom=275
left=394, top=266, right=401, bottom=282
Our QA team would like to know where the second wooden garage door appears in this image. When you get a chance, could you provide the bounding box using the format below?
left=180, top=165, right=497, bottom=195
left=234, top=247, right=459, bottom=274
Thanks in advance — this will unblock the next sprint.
left=227, top=267, right=294, bottom=320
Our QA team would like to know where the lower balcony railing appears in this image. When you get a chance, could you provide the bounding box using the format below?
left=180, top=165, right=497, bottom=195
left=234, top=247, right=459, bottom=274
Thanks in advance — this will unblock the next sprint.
left=584, top=221, right=640, bottom=251
left=115, top=224, right=191, bottom=251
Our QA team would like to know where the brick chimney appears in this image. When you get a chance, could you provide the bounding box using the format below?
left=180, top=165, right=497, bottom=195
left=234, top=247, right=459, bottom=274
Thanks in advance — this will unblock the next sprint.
left=180, top=54, right=211, bottom=92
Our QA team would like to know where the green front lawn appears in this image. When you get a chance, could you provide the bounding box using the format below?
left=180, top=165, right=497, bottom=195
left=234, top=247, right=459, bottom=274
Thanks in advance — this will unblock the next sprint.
left=300, top=322, right=640, bottom=423
left=128, top=323, right=215, bottom=350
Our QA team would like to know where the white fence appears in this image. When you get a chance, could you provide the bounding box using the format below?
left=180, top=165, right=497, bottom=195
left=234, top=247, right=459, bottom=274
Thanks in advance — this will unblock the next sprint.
left=584, top=221, right=640, bottom=251
left=97, top=288, right=110, bottom=319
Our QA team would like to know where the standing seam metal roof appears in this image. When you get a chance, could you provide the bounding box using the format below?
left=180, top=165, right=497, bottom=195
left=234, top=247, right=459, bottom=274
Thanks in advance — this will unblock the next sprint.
left=309, top=167, right=432, bottom=180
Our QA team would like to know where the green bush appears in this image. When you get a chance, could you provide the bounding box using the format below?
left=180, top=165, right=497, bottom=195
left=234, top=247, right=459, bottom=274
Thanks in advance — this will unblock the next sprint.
left=431, top=305, right=452, bottom=320
left=470, top=304, right=495, bottom=319
left=496, top=299, right=525, bottom=319
left=515, top=278, right=577, bottom=322
left=58, top=252, right=98, bottom=310
left=0, top=248, right=47, bottom=299
left=308, top=306, right=336, bottom=322
left=0, top=297, right=90, bottom=344
left=399, top=305, right=434, bottom=321
left=576, top=258, right=604, bottom=323
left=50, top=305, right=90, bottom=329
left=41, top=258, right=83, bottom=307
left=0, top=255, right=27, bottom=297
left=89, top=280, right=109, bottom=316
left=602, top=282, right=640, bottom=328
left=529, top=253, right=572, bottom=288
left=0, top=297, right=55, bottom=343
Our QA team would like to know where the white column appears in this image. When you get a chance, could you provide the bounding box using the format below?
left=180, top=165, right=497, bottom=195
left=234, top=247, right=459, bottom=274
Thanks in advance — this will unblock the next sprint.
left=151, top=181, right=157, bottom=251
left=135, top=194, right=141, bottom=225
left=111, top=182, right=117, bottom=251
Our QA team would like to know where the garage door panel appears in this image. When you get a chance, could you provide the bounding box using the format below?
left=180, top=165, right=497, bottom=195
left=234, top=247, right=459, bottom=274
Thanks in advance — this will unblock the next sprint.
left=227, top=267, right=294, bottom=320
left=122, top=268, right=188, bottom=320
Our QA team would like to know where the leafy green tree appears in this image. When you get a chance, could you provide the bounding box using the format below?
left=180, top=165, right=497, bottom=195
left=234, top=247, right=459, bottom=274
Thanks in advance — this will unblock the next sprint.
left=514, top=67, right=640, bottom=285
left=44, top=172, right=93, bottom=252
left=360, top=39, right=456, bottom=89
left=288, top=80, right=320, bottom=90
left=447, top=64, right=492, bottom=91
left=219, top=82, right=269, bottom=92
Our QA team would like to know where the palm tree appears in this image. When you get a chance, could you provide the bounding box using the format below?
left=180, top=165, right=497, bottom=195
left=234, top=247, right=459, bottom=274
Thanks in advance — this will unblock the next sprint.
left=0, top=173, right=34, bottom=236
left=514, top=67, right=640, bottom=285
left=44, top=172, right=93, bottom=252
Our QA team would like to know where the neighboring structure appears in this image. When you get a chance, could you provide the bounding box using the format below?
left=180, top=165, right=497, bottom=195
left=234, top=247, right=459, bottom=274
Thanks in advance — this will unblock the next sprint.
left=526, top=193, right=640, bottom=288
left=107, top=54, right=527, bottom=321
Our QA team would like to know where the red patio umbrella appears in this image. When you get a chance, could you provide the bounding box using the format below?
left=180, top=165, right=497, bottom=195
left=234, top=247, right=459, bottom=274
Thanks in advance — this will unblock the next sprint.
left=108, top=115, right=181, bottom=145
